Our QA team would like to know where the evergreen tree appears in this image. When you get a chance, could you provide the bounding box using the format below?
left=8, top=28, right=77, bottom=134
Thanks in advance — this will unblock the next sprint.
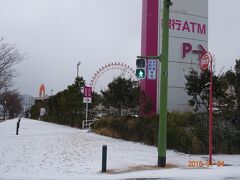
left=101, top=76, right=140, bottom=116
left=225, top=59, right=240, bottom=111
left=185, top=69, right=228, bottom=112
left=31, top=77, right=86, bottom=127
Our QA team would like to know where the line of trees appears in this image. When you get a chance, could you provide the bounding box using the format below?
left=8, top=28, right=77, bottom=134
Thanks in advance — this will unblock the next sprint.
left=31, top=77, right=86, bottom=127
left=31, top=76, right=104, bottom=126
left=30, top=76, right=141, bottom=126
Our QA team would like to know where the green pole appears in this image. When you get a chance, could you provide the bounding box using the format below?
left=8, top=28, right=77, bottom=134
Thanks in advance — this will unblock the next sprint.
left=158, top=0, right=172, bottom=167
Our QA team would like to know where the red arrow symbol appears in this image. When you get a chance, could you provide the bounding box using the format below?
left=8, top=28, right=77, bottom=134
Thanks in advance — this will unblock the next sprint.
left=192, top=45, right=206, bottom=59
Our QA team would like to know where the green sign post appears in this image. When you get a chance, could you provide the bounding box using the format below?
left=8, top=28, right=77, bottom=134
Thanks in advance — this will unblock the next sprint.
left=158, top=0, right=172, bottom=167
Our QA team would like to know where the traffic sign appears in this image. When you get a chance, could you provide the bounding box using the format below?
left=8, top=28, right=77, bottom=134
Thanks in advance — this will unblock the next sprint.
left=200, top=52, right=212, bottom=71
left=147, top=59, right=156, bottom=80
left=83, top=86, right=92, bottom=104
left=84, top=86, right=92, bottom=98
left=83, top=97, right=92, bottom=103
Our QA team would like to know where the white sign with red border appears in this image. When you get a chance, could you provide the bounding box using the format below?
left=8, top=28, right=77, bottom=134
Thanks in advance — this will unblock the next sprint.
left=199, top=51, right=212, bottom=71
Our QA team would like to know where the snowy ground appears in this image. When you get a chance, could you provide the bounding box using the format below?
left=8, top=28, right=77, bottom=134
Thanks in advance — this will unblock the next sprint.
left=0, top=118, right=240, bottom=180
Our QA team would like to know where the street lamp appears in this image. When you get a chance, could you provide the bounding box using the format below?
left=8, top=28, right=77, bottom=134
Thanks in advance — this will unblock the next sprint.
left=77, top=61, right=81, bottom=77
left=80, top=86, right=84, bottom=94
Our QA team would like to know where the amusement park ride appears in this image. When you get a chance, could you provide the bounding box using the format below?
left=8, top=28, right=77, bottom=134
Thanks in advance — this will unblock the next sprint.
left=89, top=62, right=137, bottom=92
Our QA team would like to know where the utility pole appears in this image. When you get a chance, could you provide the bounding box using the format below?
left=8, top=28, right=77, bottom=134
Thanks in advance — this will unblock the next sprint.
left=158, top=0, right=172, bottom=167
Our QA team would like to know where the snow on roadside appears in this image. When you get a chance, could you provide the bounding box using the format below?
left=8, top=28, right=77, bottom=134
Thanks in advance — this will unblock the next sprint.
left=0, top=118, right=239, bottom=180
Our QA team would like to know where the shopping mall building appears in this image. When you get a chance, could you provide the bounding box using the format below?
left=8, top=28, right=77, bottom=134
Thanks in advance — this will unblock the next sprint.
left=140, top=0, right=208, bottom=114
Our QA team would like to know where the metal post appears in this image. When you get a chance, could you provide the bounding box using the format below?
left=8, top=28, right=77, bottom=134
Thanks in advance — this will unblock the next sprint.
left=16, top=118, right=21, bottom=135
left=102, top=145, right=107, bottom=172
left=86, top=103, right=88, bottom=122
left=16, top=121, right=19, bottom=135
left=209, top=57, right=213, bottom=165
left=158, top=0, right=172, bottom=167
left=3, top=101, right=6, bottom=120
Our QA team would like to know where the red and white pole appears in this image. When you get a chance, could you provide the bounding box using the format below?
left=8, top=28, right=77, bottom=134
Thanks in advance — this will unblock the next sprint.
left=209, top=56, right=213, bottom=165
left=200, top=51, right=213, bottom=165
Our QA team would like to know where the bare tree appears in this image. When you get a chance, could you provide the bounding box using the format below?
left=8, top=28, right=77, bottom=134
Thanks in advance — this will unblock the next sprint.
left=4, top=90, right=23, bottom=118
left=0, top=38, right=25, bottom=119
left=0, top=38, right=25, bottom=91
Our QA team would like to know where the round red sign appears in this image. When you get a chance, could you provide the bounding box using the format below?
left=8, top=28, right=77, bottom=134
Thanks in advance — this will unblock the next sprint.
left=199, top=52, right=212, bottom=71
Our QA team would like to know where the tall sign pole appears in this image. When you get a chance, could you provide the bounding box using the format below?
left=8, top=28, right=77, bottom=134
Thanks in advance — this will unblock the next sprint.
left=158, top=0, right=172, bottom=167
left=200, top=51, right=213, bottom=165
left=209, top=55, right=213, bottom=165
left=83, top=86, right=92, bottom=123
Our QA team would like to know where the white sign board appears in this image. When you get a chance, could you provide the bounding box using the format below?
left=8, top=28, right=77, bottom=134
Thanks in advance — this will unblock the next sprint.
left=147, top=59, right=157, bottom=80
left=40, top=108, right=46, bottom=116
left=83, top=97, right=92, bottom=104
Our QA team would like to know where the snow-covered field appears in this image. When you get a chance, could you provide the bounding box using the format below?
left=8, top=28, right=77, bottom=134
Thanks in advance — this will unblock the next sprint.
left=0, top=118, right=240, bottom=180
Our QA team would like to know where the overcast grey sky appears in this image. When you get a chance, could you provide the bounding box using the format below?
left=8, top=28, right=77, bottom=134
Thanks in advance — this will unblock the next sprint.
left=0, top=0, right=239, bottom=96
